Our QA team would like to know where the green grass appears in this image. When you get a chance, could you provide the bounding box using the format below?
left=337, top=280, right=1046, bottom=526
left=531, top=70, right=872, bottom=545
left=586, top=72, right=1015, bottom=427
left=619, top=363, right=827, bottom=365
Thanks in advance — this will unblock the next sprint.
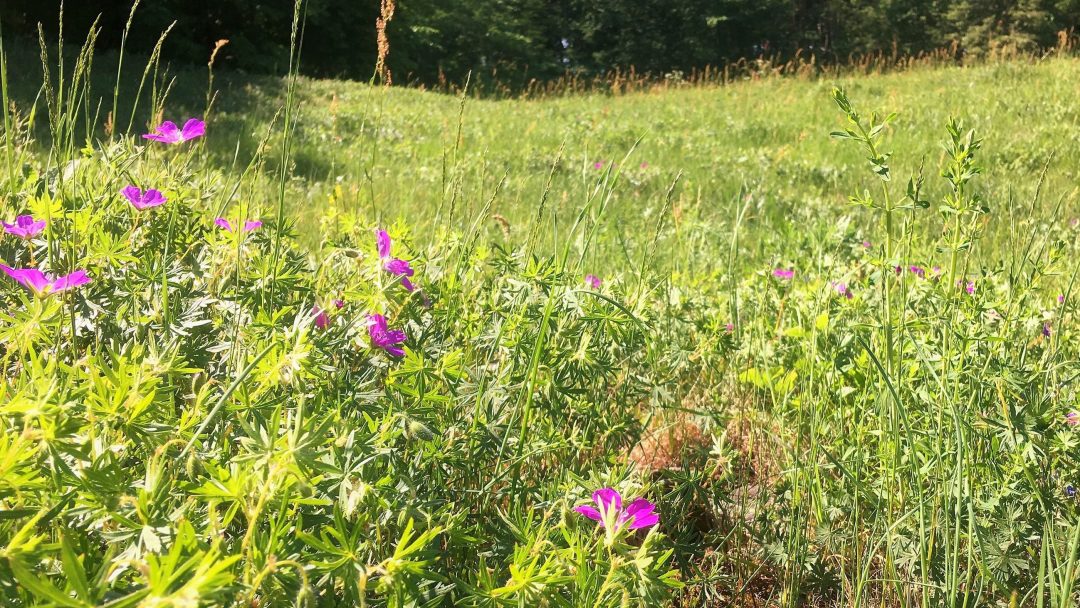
left=216, top=59, right=1079, bottom=275
left=2, top=26, right=1080, bottom=607
left=8, top=42, right=1080, bottom=253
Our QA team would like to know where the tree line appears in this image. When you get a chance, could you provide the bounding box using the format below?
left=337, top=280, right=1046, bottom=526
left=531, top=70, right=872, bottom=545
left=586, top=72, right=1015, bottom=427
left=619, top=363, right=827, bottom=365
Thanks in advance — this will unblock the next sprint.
left=3, top=0, right=1078, bottom=88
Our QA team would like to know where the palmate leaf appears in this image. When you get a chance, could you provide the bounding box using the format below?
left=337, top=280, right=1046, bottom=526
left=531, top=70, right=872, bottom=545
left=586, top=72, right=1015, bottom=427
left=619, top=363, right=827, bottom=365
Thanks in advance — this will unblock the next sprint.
left=0, top=296, right=61, bottom=354
left=374, top=519, right=446, bottom=595
left=0, top=422, right=48, bottom=498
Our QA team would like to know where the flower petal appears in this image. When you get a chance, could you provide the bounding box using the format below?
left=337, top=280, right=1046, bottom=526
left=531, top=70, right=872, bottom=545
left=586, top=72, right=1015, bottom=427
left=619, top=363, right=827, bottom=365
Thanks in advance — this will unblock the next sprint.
left=367, top=314, right=407, bottom=356
left=2, top=265, right=50, bottom=294
left=214, top=218, right=233, bottom=232
left=121, top=185, right=142, bottom=205
left=180, top=118, right=206, bottom=141
left=50, top=270, right=90, bottom=294
left=142, top=189, right=167, bottom=208
left=143, top=121, right=180, bottom=143
left=625, top=512, right=659, bottom=530
left=574, top=505, right=604, bottom=522
left=592, top=488, right=621, bottom=514
left=384, top=258, right=414, bottom=277
left=624, top=498, right=654, bottom=517
left=376, top=230, right=392, bottom=258
left=3, top=215, right=45, bottom=238
left=312, top=306, right=330, bottom=329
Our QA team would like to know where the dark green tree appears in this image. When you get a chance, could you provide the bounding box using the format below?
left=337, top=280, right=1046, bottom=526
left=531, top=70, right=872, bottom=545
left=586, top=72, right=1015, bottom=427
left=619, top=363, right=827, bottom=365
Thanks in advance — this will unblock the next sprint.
left=945, top=0, right=1057, bottom=56
left=2, top=0, right=1079, bottom=89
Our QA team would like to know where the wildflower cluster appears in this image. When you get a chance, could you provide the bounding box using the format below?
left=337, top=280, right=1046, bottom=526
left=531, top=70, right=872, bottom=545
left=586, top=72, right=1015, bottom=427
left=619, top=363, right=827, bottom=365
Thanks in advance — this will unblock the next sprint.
left=0, top=109, right=677, bottom=607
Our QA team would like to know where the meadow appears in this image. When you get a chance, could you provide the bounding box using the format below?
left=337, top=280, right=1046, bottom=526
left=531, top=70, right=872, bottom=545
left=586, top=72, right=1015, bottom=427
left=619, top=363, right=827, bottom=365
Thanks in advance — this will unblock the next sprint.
left=2, top=24, right=1080, bottom=607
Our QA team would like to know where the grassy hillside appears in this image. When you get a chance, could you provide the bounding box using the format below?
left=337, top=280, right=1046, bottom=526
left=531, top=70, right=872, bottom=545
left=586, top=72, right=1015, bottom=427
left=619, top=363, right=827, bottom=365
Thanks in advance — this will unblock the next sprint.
left=3, top=33, right=1080, bottom=607
left=7, top=43, right=1080, bottom=255
left=270, top=59, right=1080, bottom=233
left=266, top=58, right=1080, bottom=282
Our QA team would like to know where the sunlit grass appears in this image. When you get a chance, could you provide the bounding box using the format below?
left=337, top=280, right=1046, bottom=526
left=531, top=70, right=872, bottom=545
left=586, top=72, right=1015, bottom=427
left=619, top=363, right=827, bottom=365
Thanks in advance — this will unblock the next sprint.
left=1, top=16, right=1080, bottom=608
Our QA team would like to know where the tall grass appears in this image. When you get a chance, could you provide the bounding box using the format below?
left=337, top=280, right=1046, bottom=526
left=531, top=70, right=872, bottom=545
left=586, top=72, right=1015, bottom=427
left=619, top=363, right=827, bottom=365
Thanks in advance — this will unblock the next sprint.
left=416, top=33, right=1079, bottom=100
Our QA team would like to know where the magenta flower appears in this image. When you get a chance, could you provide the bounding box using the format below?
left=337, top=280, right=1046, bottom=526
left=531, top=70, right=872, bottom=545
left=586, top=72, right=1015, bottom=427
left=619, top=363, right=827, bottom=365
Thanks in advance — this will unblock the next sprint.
left=575, top=488, right=658, bottom=531
left=965, top=281, right=975, bottom=295
left=1059, top=294, right=1066, bottom=304
left=640, top=162, right=649, bottom=169
left=143, top=118, right=205, bottom=144
left=773, top=268, right=794, bottom=280
left=894, top=265, right=903, bottom=275
left=725, top=323, right=734, bottom=333
left=1043, top=323, right=1052, bottom=338
left=1066, top=411, right=1079, bottom=426
left=593, top=161, right=604, bottom=170
left=832, top=282, right=852, bottom=299
left=384, top=258, right=416, bottom=291
left=334, top=298, right=345, bottom=309
left=1, top=264, right=89, bottom=297
left=3, top=215, right=45, bottom=239
left=375, top=229, right=416, bottom=292
left=908, top=265, right=926, bottom=279
left=215, top=218, right=262, bottom=233
left=121, top=185, right=167, bottom=210
left=367, top=314, right=406, bottom=357
left=862, top=241, right=872, bottom=249
left=376, top=230, right=392, bottom=258
left=585, top=274, right=602, bottom=289
left=312, top=305, right=330, bottom=330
